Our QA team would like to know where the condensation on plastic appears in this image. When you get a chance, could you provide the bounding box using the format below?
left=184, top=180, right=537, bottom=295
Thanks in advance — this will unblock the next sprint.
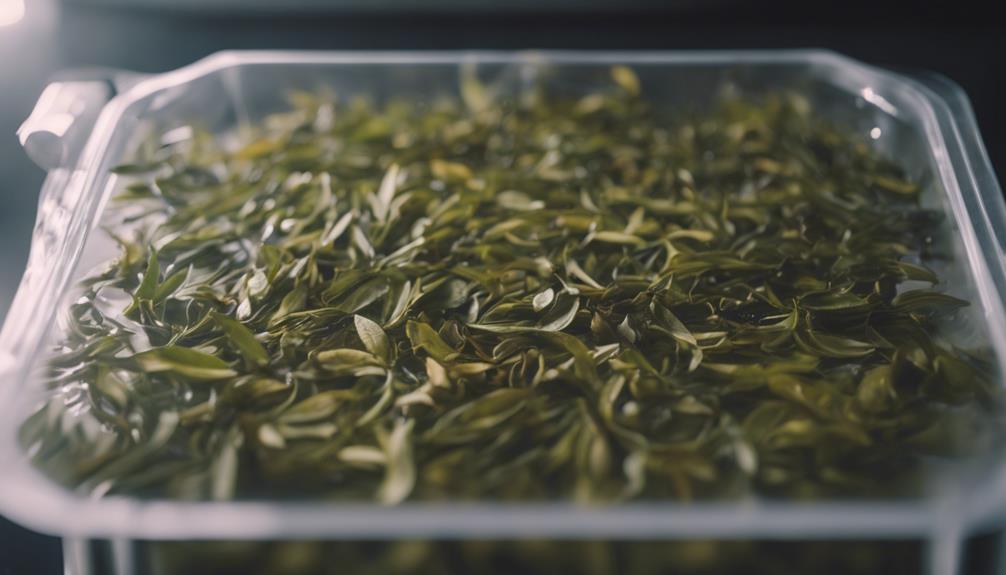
left=0, top=50, right=1004, bottom=573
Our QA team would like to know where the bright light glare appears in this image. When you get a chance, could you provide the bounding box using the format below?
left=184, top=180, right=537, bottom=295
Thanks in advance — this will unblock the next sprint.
left=0, top=0, right=25, bottom=27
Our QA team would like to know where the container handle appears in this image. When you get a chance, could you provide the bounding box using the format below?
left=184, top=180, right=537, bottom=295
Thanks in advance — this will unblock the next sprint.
left=17, top=68, right=144, bottom=171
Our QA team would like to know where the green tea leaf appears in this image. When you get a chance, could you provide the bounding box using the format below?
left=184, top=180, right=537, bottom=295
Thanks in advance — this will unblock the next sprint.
left=212, top=311, right=269, bottom=367
left=355, top=314, right=391, bottom=363
left=377, top=419, right=415, bottom=505
left=280, top=390, right=354, bottom=424
left=611, top=65, right=641, bottom=96
left=892, top=290, right=969, bottom=311
left=133, top=346, right=237, bottom=380
left=532, top=288, right=555, bottom=313
left=794, top=328, right=875, bottom=359
left=800, top=291, right=870, bottom=311
left=406, top=320, right=459, bottom=362
left=460, top=63, right=490, bottom=112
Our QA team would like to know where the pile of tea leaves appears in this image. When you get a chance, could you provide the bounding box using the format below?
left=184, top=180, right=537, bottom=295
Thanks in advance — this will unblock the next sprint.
left=21, top=65, right=1000, bottom=503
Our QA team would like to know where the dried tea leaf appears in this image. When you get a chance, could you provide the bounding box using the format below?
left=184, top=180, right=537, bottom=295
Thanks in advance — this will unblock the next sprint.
left=280, top=390, right=354, bottom=424
left=212, top=311, right=269, bottom=368
left=355, top=314, right=391, bottom=363
left=611, top=65, right=641, bottom=96
left=800, top=291, right=870, bottom=311
left=211, top=428, right=241, bottom=500
left=133, top=346, right=237, bottom=381
left=460, top=62, right=491, bottom=113
left=532, top=288, right=555, bottom=313
left=377, top=419, right=416, bottom=505
left=373, top=163, right=400, bottom=223
left=857, top=364, right=896, bottom=413
left=892, top=290, right=969, bottom=312
left=406, top=320, right=459, bottom=362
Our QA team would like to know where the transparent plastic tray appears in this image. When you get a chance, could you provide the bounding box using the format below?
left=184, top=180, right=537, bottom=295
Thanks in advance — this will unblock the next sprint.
left=1, top=50, right=1005, bottom=575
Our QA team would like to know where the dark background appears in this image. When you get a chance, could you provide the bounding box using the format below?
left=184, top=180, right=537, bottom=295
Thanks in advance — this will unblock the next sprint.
left=0, top=1, right=1003, bottom=572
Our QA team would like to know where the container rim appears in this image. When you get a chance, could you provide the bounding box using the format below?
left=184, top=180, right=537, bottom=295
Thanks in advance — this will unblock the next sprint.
left=1, top=49, right=1003, bottom=541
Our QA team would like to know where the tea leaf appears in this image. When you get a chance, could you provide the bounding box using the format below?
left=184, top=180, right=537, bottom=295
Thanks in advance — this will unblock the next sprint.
left=280, top=390, right=353, bottom=424
left=355, top=314, right=391, bottom=363
left=611, top=65, right=641, bottom=96
left=892, top=290, right=969, bottom=311
left=406, top=320, right=459, bottom=362
left=800, top=291, right=870, bottom=311
left=377, top=419, right=415, bottom=505
left=460, top=63, right=491, bottom=113
left=133, top=346, right=237, bottom=380
left=532, top=288, right=555, bottom=313
left=373, top=164, right=400, bottom=224
left=212, top=311, right=269, bottom=368
left=211, top=428, right=241, bottom=500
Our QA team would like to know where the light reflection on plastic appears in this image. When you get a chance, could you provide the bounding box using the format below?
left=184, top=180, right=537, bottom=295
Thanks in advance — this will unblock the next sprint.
left=861, top=87, right=898, bottom=117
left=0, top=0, right=25, bottom=27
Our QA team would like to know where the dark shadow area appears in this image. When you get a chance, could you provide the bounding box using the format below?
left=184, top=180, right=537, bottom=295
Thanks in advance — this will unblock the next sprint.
left=0, top=517, right=61, bottom=575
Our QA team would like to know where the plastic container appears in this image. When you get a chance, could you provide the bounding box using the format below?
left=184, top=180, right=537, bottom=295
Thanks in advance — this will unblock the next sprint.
left=2, top=50, right=1005, bottom=575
